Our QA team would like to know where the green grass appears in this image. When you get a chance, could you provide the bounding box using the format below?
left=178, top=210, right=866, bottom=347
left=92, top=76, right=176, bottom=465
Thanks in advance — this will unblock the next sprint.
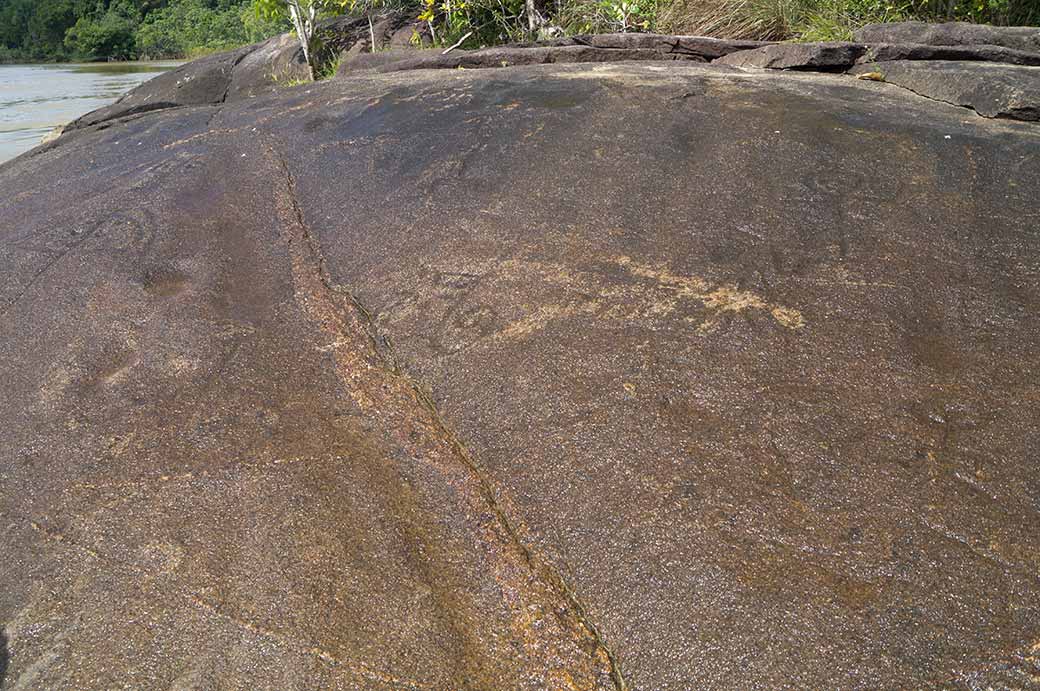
left=315, top=52, right=343, bottom=80
left=656, top=0, right=1038, bottom=42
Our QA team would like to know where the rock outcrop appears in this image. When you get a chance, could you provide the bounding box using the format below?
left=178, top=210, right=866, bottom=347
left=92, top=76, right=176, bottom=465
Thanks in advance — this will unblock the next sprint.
left=3, top=26, right=1040, bottom=691
left=714, top=39, right=1040, bottom=69
left=850, top=60, right=1040, bottom=120
left=855, top=20, right=1040, bottom=53
left=62, top=19, right=1040, bottom=134
left=708, top=29, right=1040, bottom=123
left=66, top=14, right=402, bottom=131
left=65, top=44, right=257, bottom=130
left=336, top=34, right=768, bottom=74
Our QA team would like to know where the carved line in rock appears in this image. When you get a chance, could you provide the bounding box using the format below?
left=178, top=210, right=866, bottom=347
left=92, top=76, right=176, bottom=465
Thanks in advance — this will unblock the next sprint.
left=266, top=143, right=628, bottom=691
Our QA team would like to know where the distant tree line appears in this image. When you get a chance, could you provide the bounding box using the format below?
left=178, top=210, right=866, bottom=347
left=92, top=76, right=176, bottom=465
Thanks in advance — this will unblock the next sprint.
left=0, top=0, right=288, bottom=62
left=2, top=0, right=1036, bottom=63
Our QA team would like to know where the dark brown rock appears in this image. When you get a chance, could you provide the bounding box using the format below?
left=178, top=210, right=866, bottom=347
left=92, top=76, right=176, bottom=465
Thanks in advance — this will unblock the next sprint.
left=3, top=57, right=1040, bottom=691
left=368, top=15, right=417, bottom=50
left=67, top=15, right=405, bottom=131
left=859, top=41, right=1040, bottom=66
left=336, top=34, right=769, bottom=76
left=365, top=44, right=707, bottom=73
left=716, top=40, right=1040, bottom=70
left=716, top=41, right=868, bottom=69
left=224, top=31, right=310, bottom=100
left=546, top=32, right=772, bottom=59
left=387, top=20, right=434, bottom=48
left=336, top=47, right=439, bottom=76
left=223, top=14, right=393, bottom=99
left=855, top=20, right=1040, bottom=54
left=851, top=60, right=1040, bottom=121
left=65, top=44, right=255, bottom=130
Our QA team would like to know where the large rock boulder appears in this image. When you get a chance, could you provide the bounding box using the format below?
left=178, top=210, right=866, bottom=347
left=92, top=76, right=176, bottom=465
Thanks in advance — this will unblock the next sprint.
left=714, top=39, right=1040, bottom=69
left=850, top=60, right=1040, bottom=121
left=2, top=50, right=1040, bottom=691
left=67, top=15, right=400, bottom=131
left=335, top=33, right=768, bottom=76
left=345, top=44, right=708, bottom=73
left=855, top=20, right=1040, bottom=54
left=65, top=44, right=256, bottom=130
left=538, top=32, right=772, bottom=59
left=716, top=41, right=867, bottom=68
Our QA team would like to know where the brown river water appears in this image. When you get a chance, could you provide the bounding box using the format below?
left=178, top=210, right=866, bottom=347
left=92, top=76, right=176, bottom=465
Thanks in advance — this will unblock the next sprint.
left=0, top=61, right=180, bottom=164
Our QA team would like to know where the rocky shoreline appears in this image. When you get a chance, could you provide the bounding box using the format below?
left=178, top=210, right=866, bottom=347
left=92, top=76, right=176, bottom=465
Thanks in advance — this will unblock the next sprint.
left=27, top=18, right=1037, bottom=144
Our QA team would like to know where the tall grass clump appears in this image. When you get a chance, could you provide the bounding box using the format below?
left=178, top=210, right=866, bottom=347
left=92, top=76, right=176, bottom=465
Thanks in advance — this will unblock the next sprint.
left=656, top=0, right=908, bottom=40
left=656, top=0, right=1040, bottom=41
left=332, top=0, right=1039, bottom=50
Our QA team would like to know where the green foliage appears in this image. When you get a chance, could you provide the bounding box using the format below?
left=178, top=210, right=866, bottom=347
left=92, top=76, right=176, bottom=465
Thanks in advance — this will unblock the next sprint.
left=335, top=0, right=1039, bottom=51
left=1, top=0, right=1038, bottom=64
left=135, top=0, right=285, bottom=58
left=252, top=0, right=328, bottom=78
left=656, top=0, right=1040, bottom=40
left=794, top=0, right=911, bottom=41
left=0, top=0, right=286, bottom=61
left=791, top=0, right=1040, bottom=39
left=253, top=0, right=349, bottom=24
left=240, top=1, right=291, bottom=41
left=913, top=0, right=1040, bottom=25
left=64, top=0, right=138, bottom=59
left=557, top=0, right=657, bottom=33
left=313, top=47, right=343, bottom=77
left=426, top=0, right=529, bottom=45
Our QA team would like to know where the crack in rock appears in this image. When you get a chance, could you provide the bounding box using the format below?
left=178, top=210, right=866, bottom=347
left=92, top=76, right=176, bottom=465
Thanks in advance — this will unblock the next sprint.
left=266, top=144, right=627, bottom=691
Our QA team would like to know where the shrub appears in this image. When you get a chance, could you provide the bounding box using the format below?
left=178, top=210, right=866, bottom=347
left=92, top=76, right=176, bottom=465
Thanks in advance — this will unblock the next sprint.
left=136, top=0, right=286, bottom=59
left=64, top=2, right=139, bottom=60
left=556, top=0, right=658, bottom=33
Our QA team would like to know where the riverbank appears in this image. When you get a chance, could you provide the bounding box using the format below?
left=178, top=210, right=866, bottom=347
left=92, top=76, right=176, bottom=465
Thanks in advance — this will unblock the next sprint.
left=0, top=61, right=180, bottom=163
left=0, top=47, right=234, bottom=66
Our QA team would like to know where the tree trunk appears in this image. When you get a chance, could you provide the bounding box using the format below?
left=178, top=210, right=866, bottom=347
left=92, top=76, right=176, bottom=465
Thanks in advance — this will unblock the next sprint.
left=287, top=0, right=315, bottom=80
left=526, top=0, right=538, bottom=32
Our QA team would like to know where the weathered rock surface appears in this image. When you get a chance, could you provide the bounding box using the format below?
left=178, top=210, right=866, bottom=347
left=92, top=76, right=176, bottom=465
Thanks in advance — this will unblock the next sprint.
left=716, top=41, right=866, bottom=69
left=67, top=15, right=397, bottom=131
left=222, top=31, right=310, bottom=100
left=537, top=32, right=771, bottom=59
left=335, top=33, right=768, bottom=75
left=3, top=54, right=1040, bottom=691
left=860, top=40, right=1040, bottom=64
left=851, top=60, right=1040, bottom=121
left=855, top=20, right=1040, bottom=53
left=336, top=46, right=439, bottom=75
left=715, top=39, right=1040, bottom=69
left=226, top=14, right=405, bottom=98
left=65, top=44, right=256, bottom=130
left=62, top=20, right=1040, bottom=133
left=359, top=44, right=707, bottom=73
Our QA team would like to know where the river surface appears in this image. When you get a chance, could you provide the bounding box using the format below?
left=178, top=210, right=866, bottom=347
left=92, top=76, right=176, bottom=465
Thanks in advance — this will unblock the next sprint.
left=0, top=61, right=181, bottom=163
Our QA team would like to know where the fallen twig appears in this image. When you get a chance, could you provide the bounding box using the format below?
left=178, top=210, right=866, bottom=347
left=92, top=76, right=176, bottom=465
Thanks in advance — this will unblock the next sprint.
left=441, top=31, right=473, bottom=55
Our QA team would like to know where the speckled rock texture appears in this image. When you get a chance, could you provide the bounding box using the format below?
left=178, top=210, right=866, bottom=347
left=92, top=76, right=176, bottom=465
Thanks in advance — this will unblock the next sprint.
left=64, top=43, right=258, bottom=130
left=854, top=20, right=1040, bottom=53
left=850, top=60, right=1040, bottom=121
left=2, top=48, right=1040, bottom=691
left=714, top=39, right=1040, bottom=69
